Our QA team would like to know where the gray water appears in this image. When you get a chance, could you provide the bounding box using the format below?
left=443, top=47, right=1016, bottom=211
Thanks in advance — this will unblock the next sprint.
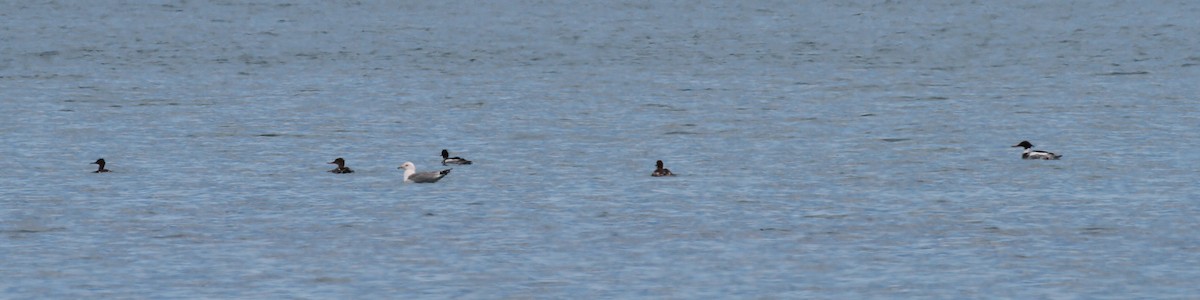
left=3, top=1, right=1200, bottom=298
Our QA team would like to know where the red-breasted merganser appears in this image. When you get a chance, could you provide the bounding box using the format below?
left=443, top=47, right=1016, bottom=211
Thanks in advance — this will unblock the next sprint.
left=441, top=149, right=473, bottom=166
left=328, top=158, right=354, bottom=173
left=651, top=160, right=674, bottom=177
left=92, top=158, right=111, bottom=173
left=1012, top=141, right=1063, bottom=160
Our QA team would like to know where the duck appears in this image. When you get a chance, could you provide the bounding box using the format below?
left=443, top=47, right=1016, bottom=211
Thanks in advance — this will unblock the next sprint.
left=651, top=160, right=674, bottom=177
left=327, top=157, right=355, bottom=173
left=398, top=162, right=451, bottom=183
left=441, top=149, right=473, bottom=166
left=1012, top=141, right=1062, bottom=160
left=92, top=158, right=111, bottom=173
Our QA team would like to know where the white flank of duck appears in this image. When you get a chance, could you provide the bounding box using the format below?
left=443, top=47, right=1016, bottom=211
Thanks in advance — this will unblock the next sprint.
left=1012, top=141, right=1062, bottom=160
left=441, top=149, right=473, bottom=166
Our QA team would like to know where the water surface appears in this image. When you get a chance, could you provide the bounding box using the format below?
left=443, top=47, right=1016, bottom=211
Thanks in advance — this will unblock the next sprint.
left=2, top=1, right=1199, bottom=298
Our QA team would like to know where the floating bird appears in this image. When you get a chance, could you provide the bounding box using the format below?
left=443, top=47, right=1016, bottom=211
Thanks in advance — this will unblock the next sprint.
left=398, top=162, right=451, bottom=183
left=92, top=158, right=111, bottom=173
left=1012, top=141, right=1062, bottom=160
left=327, top=158, right=355, bottom=173
left=441, top=149, right=473, bottom=166
left=651, top=160, right=674, bottom=177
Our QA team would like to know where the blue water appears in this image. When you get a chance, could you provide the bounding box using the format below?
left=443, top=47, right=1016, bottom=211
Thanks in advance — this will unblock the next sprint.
left=3, top=1, right=1200, bottom=298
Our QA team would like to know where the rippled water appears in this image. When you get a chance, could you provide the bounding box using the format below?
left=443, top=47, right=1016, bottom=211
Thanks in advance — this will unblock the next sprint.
left=3, top=1, right=1200, bottom=298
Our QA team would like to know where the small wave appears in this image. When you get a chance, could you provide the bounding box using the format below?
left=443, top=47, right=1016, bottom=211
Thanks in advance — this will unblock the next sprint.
left=1098, top=71, right=1149, bottom=76
left=2, top=227, right=66, bottom=234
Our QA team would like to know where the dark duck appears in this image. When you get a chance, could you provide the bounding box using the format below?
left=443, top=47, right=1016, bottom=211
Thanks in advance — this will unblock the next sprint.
left=92, top=158, right=111, bottom=173
left=327, top=157, right=355, bottom=173
left=651, top=160, right=674, bottom=177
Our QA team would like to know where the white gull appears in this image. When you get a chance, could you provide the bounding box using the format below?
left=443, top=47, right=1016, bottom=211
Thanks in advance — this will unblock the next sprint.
left=398, top=162, right=452, bottom=183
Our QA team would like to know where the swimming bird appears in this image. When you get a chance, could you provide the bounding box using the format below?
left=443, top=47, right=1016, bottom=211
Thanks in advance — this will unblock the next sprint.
left=398, top=162, right=451, bottom=183
left=92, top=158, right=111, bottom=173
left=327, top=157, right=354, bottom=173
left=441, top=149, right=472, bottom=165
left=651, top=160, right=674, bottom=177
left=1012, top=141, right=1062, bottom=160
